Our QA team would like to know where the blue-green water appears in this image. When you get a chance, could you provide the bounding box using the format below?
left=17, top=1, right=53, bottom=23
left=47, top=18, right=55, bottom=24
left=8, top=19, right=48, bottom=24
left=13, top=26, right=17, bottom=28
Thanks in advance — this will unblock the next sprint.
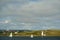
left=0, top=36, right=60, bottom=40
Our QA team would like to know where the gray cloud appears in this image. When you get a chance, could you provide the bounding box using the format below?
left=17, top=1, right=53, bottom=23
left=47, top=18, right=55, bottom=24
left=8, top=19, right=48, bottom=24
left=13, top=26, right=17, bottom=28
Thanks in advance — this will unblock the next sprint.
left=0, top=0, right=60, bottom=30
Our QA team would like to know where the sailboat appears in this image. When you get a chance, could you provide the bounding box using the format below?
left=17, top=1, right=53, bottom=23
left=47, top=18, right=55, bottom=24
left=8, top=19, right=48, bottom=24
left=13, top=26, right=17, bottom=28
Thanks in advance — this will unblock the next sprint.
left=9, top=32, right=13, bottom=37
left=41, top=31, right=44, bottom=36
left=41, top=31, right=46, bottom=36
left=30, top=34, right=34, bottom=38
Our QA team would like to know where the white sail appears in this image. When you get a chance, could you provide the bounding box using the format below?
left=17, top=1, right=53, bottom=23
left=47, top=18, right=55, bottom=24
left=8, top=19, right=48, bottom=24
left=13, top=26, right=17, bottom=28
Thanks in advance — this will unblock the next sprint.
left=9, top=32, right=13, bottom=37
left=41, top=31, right=46, bottom=36
left=41, top=31, right=44, bottom=36
left=31, top=34, right=34, bottom=38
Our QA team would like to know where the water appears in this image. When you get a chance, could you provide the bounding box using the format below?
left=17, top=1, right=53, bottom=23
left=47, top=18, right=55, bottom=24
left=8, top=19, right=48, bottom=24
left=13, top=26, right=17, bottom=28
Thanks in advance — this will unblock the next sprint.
left=0, top=36, right=60, bottom=40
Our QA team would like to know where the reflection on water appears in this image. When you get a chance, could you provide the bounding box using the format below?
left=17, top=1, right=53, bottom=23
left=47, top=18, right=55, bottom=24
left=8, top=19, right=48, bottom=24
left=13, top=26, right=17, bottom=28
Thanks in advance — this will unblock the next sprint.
left=0, top=36, right=60, bottom=40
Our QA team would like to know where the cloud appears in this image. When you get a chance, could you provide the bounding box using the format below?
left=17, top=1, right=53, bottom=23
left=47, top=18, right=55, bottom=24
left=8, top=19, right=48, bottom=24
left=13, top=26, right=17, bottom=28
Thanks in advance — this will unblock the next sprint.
left=0, top=0, right=60, bottom=17
left=0, top=0, right=60, bottom=30
left=21, top=0, right=60, bottom=17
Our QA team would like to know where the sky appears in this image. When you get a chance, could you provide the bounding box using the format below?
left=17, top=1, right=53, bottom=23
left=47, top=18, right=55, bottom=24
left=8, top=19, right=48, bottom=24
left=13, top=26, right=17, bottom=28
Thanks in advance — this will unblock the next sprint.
left=0, top=0, right=60, bottom=30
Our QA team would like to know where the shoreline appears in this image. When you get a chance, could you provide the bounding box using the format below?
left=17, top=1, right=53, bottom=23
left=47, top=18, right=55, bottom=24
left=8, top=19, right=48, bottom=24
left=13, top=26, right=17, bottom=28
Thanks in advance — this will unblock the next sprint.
left=0, top=30, right=60, bottom=36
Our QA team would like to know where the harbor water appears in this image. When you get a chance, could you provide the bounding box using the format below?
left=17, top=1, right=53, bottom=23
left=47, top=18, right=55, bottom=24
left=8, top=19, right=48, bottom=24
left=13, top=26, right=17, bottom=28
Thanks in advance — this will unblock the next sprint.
left=0, top=36, right=60, bottom=40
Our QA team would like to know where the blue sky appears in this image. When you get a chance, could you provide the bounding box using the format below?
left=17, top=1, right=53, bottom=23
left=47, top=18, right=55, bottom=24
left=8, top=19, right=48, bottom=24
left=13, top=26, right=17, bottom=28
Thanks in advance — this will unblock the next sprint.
left=0, top=0, right=60, bottom=30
